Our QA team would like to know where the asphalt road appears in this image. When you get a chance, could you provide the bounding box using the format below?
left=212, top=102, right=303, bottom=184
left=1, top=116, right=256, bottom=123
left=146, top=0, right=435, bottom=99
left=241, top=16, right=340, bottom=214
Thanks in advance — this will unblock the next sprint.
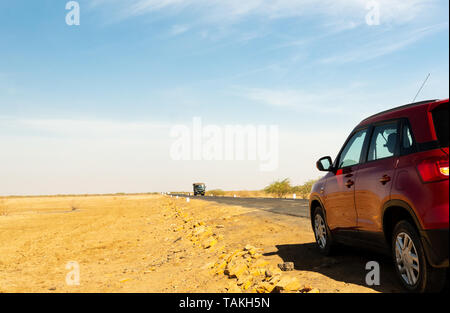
left=171, top=194, right=310, bottom=219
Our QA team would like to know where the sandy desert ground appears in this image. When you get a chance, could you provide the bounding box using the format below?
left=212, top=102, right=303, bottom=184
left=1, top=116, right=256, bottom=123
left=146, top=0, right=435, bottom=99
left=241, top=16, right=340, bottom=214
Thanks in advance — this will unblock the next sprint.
left=0, top=194, right=401, bottom=293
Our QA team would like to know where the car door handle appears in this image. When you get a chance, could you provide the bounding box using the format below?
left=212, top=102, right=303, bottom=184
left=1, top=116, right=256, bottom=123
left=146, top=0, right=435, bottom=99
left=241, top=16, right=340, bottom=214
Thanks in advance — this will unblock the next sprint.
left=379, top=175, right=391, bottom=185
left=345, top=179, right=354, bottom=188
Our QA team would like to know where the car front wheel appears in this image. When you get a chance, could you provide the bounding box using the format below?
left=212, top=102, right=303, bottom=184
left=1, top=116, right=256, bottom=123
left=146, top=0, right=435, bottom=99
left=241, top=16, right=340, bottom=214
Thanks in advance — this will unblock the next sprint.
left=312, top=207, right=334, bottom=256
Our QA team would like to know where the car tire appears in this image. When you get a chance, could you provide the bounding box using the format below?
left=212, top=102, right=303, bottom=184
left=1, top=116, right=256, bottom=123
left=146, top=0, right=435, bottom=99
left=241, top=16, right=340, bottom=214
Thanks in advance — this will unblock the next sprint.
left=312, top=207, right=335, bottom=256
left=392, top=220, right=446, bottom=293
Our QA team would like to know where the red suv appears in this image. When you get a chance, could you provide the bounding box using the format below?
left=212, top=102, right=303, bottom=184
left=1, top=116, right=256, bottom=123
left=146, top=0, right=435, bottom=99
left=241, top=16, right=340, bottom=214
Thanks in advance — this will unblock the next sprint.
left=310, top=99, right=449, bottom=292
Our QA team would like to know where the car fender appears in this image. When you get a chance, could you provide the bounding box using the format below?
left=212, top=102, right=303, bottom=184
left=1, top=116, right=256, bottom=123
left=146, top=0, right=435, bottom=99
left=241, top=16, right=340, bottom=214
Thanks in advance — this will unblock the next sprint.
left=309, top=193, right=327, bottom=226
left=382, top=199, right=423, bottom=231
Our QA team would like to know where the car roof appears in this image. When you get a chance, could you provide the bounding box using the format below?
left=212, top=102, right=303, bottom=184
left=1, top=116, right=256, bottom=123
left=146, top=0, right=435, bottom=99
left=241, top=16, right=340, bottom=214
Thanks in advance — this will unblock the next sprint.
left=358, top=99, right=437, bottom=126
left=355, top=98, right=449, bottom=143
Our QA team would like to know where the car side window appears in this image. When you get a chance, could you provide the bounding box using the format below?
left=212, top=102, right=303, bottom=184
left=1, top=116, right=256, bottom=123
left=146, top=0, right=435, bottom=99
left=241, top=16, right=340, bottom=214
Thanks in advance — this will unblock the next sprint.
left=399, top=121, right=417, bottom=156
left=368, top=122, right=398, bottom=161
left=337, top=129, right=368, bottom=168
left=402, top=124, right=413, bottom=149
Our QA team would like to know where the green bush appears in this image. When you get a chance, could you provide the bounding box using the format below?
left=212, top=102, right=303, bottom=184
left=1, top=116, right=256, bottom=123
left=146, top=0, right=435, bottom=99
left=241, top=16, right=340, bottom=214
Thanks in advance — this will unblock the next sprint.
left=263, top=178, right=292, bottom=198
left=263, top=178, right=319, bottom=199
left=292, top=179, right=318, bottom=199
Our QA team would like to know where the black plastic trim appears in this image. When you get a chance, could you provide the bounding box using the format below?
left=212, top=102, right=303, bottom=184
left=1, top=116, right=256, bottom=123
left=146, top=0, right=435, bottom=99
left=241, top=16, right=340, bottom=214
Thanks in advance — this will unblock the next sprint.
left=420, top=229, right=449, bottom=268
left=417, top=140, right=441, bottom=152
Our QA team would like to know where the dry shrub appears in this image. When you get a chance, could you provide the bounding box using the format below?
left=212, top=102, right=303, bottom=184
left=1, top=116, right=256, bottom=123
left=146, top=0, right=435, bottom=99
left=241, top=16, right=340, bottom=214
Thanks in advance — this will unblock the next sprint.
left=70, top=199, right=81, bottom=211
left=206, top=189, right=226, bottom=196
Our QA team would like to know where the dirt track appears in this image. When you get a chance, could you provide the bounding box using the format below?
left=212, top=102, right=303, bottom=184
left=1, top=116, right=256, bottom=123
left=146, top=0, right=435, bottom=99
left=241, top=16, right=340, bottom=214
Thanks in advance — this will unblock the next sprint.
left=0, top=194, right=402, bottom=293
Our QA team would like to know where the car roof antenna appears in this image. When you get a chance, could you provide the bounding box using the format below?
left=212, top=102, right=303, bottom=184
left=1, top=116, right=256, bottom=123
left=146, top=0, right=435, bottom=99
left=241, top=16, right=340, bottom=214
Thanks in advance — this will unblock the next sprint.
left=412, top=73, right=431, bottom=103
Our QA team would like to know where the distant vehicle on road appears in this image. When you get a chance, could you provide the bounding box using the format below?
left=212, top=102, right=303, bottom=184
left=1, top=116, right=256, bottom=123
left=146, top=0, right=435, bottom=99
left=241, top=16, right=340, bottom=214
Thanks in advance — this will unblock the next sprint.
left=193, top=183, right=206, bottom=196
left=310, top=99, right=449, bottom=292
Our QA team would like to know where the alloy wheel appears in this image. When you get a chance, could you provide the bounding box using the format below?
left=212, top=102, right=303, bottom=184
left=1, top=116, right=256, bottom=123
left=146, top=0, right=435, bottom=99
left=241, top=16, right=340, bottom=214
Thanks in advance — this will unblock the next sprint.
left=314, top=214, right=327, bottom=249
left=395, top=232, right=420, bottom=286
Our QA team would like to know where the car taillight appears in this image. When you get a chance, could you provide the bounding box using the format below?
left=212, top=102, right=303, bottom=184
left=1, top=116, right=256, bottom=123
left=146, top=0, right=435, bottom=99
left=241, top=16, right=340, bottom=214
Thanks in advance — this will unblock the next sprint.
left=439, top=161, right=449, bottom=176
left=417, top=158, right=449, bottom=182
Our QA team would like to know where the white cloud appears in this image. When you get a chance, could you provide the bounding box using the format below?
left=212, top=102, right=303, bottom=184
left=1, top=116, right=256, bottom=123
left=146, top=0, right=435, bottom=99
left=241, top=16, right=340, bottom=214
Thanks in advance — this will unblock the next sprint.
left=242, top=86, right=369, bottom=115
left=1, top=117, right=168, bottom=140
left=239, top=75, right=450, bottom=120
left=170, top=24, right=190, bottom=35
left=108, top=0, right=438, bottom=26
left=320, top=22, right=449, bottom=64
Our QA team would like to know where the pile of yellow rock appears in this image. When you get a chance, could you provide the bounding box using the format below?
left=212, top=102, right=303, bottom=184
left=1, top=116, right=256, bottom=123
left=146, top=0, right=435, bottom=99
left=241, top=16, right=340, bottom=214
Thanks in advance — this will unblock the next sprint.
left=172, top=204, right=222, bottom=250
left=188, top=222, right=222, bottom=249
left=208, top=245, right=319, bottom=293
left=167, top=199, right=318, bottom=293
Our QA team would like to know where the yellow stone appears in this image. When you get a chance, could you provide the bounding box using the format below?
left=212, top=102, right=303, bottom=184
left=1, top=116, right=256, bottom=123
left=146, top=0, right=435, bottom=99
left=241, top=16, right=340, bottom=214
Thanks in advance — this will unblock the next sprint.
left=268, top=274, right=281, bottom=284
left=193, top=225, right=206, bottom=236
left=202, top=237, right=218, bottom=249
left=237, top=274, right=252, bottom=286
left=241, top=280, right=252, bottom=290
left=253, top=259, right=269, bottom=268
left=227, top=250, right=247, bottom=263
left=275, top=277, right=302, bottom=292
left=201, top=228, right=213, bottom=239
left=216, top=260, right=227, bottom=269
left=244, top=244, right=255, bottom=251
left=226, top=283, right=241, bottom=293
left=216, top=245, right=226, bottom=253
left=225, top=261, right=248, bottom=279
left=201, top=262, right=215, bottom=270
left=250, top=268, right=265, bottom=277
left=257, top=282, right=275, bottom=293
left=215, top=268, right=225, bottom=275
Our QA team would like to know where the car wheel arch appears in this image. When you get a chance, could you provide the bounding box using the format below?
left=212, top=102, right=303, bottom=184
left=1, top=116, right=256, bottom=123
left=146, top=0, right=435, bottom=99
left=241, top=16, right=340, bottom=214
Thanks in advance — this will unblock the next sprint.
left=382, top=200, right=423, bottom=247
left=310, top=196, right=327, bottom=226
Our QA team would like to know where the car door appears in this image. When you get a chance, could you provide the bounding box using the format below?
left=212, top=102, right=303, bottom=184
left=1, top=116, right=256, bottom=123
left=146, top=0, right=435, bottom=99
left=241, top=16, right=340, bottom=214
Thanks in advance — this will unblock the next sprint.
left=324, top=128, right=369, bottom=233
left=355, top=120, right=400, bottom=234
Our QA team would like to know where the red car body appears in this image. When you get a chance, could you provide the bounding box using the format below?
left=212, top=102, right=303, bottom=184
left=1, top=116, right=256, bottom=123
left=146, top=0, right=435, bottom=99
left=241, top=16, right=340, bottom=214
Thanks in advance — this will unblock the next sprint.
left=309, top=99, right=449, bottom=289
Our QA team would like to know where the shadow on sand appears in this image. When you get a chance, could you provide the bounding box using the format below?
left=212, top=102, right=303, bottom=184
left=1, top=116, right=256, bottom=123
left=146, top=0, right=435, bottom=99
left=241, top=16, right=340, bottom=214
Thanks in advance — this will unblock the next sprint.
left=264, top=242, right=404, bottom=293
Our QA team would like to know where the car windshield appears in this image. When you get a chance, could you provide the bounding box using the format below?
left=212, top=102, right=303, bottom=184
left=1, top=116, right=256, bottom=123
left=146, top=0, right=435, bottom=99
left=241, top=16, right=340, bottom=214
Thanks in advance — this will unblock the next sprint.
left=432, top=102, right=449, bottom=148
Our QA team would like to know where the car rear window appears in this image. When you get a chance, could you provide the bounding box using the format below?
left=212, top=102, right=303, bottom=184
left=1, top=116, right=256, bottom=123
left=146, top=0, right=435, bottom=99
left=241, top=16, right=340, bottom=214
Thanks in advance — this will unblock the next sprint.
left=431, top=103, right=449, bottom=148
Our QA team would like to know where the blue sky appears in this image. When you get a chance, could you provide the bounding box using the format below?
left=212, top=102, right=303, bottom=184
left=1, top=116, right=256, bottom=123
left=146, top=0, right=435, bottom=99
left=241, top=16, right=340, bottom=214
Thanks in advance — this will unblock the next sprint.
left=0, top=0, right=449, bottom=195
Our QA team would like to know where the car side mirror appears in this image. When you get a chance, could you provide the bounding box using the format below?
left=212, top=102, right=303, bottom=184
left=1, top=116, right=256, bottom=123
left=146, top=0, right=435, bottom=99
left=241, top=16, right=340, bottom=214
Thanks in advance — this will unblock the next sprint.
left=316, top=156, right=334, bottom=172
